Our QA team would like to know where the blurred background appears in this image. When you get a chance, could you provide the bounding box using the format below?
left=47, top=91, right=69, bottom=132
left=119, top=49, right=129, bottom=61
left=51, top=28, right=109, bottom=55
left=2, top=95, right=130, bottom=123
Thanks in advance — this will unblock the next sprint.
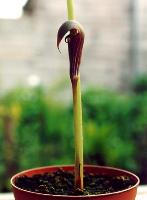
left=0, top=0, right=147, bottom=192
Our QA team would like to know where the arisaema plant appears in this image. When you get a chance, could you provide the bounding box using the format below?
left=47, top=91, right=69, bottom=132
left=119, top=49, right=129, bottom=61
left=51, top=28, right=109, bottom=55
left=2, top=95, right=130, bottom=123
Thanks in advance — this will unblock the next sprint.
left=57, top=0, right=85, bottom=192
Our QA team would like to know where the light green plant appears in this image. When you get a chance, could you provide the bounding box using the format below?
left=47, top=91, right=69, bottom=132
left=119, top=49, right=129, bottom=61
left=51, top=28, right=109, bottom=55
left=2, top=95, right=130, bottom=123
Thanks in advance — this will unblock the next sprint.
left=57, top=0, right=85, bottom=191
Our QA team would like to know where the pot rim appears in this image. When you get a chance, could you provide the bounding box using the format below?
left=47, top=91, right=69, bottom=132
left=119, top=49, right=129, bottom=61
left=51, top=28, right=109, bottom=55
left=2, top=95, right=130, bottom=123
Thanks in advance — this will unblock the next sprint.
left=11, top=165, right=140, bottom=198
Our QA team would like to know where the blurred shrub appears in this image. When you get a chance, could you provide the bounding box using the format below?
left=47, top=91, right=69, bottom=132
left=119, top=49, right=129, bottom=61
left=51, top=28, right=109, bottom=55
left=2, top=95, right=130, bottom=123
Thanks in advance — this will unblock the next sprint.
left=131, top=74, right=147, bottom=183
left=16, top=86, right=74, bottom=169
left=0, top=86, right=73, bottom=192
left=132, top=93, right=147, bottom=183
left=82, top=89, right=137, bottom=170
left=82, top=84, right=147, bottom=182
left=0, top=118, right=5, bottom=192
left=0, top=75, right=147, bottom=192
left=132, top=74, right=147, bottom=93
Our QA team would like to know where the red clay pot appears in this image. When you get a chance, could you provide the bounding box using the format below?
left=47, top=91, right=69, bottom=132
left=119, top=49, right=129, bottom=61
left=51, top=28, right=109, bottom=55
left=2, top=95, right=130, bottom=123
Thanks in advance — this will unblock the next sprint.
left=11, top=165, right=139, bottom=200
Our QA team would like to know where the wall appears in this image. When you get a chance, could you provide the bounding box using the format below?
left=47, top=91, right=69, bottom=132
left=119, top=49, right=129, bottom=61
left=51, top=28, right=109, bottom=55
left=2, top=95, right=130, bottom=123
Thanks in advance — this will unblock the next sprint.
left=0, top=0, right=146, bottom=91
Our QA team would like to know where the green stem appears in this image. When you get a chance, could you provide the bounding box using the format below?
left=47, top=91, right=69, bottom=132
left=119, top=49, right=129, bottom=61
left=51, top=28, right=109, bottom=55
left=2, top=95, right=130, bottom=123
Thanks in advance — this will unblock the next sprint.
left=72, top=76, right=83, bottom=190
left=67, top=0, right=75, bottom=20
left=66, top=0, right=83, bottom=191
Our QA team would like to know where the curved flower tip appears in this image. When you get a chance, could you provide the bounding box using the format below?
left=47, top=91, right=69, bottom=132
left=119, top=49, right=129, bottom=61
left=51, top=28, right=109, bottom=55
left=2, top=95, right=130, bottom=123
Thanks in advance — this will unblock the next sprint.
left=57, top=20, right=85, bottom=81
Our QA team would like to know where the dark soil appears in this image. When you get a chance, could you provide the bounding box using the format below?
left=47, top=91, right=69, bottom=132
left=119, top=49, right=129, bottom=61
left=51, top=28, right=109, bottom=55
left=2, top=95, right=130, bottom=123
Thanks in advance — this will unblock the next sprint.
left=15, top=168, right=135, bottom=196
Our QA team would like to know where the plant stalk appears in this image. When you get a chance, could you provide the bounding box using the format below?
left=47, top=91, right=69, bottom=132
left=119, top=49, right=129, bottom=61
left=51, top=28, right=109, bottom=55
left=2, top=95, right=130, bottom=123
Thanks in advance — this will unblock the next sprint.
left=67, top=0, right=83, bottom=191
left=67, top=0, right=75, bottom=20
left=72, top=76, right=83, bottom=191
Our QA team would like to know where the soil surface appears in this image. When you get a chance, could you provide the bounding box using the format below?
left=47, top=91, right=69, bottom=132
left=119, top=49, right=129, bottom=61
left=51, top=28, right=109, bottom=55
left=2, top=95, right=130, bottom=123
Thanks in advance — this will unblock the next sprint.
left=15, top=168, right=135, bottom=195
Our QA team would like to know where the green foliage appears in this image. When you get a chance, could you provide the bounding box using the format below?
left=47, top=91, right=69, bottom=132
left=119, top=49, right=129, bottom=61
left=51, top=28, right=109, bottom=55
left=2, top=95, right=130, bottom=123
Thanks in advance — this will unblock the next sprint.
left=131, top=92, right=147, bottom=183
left=132, top=74, right=147, bottom=93
left=0, top=76, right=147, bottom=191
left=82, top=89, right=137, bottom=170
left=0, top=118, right=5, bottom=192
left=14, top=86, right=74, bottom=169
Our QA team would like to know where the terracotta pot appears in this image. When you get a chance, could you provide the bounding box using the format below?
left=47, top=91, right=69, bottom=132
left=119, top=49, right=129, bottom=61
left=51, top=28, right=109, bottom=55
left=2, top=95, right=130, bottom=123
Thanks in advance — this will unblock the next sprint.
left=11, top=165, right=139, bottom=200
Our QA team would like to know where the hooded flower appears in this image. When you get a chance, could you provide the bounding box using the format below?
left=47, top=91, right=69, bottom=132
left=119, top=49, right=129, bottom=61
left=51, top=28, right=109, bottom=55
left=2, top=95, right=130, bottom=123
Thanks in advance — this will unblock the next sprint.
left=57, top=20, right=85, bottom=82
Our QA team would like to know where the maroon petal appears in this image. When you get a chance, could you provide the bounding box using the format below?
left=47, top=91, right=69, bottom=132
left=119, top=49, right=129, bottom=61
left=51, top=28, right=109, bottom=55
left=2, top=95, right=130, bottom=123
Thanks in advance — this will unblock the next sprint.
left=57, top=20, right=85, bottom=82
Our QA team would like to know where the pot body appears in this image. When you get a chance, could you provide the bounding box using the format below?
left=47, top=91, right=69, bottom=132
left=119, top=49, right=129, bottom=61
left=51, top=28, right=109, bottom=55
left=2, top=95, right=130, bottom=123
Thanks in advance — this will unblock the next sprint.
left=11, top=165, right=139, bottom=200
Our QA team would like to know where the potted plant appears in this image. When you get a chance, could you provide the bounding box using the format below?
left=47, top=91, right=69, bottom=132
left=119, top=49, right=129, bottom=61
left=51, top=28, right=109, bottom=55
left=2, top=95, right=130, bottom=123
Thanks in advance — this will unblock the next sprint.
left=11, top=0, right=139, bottom=199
